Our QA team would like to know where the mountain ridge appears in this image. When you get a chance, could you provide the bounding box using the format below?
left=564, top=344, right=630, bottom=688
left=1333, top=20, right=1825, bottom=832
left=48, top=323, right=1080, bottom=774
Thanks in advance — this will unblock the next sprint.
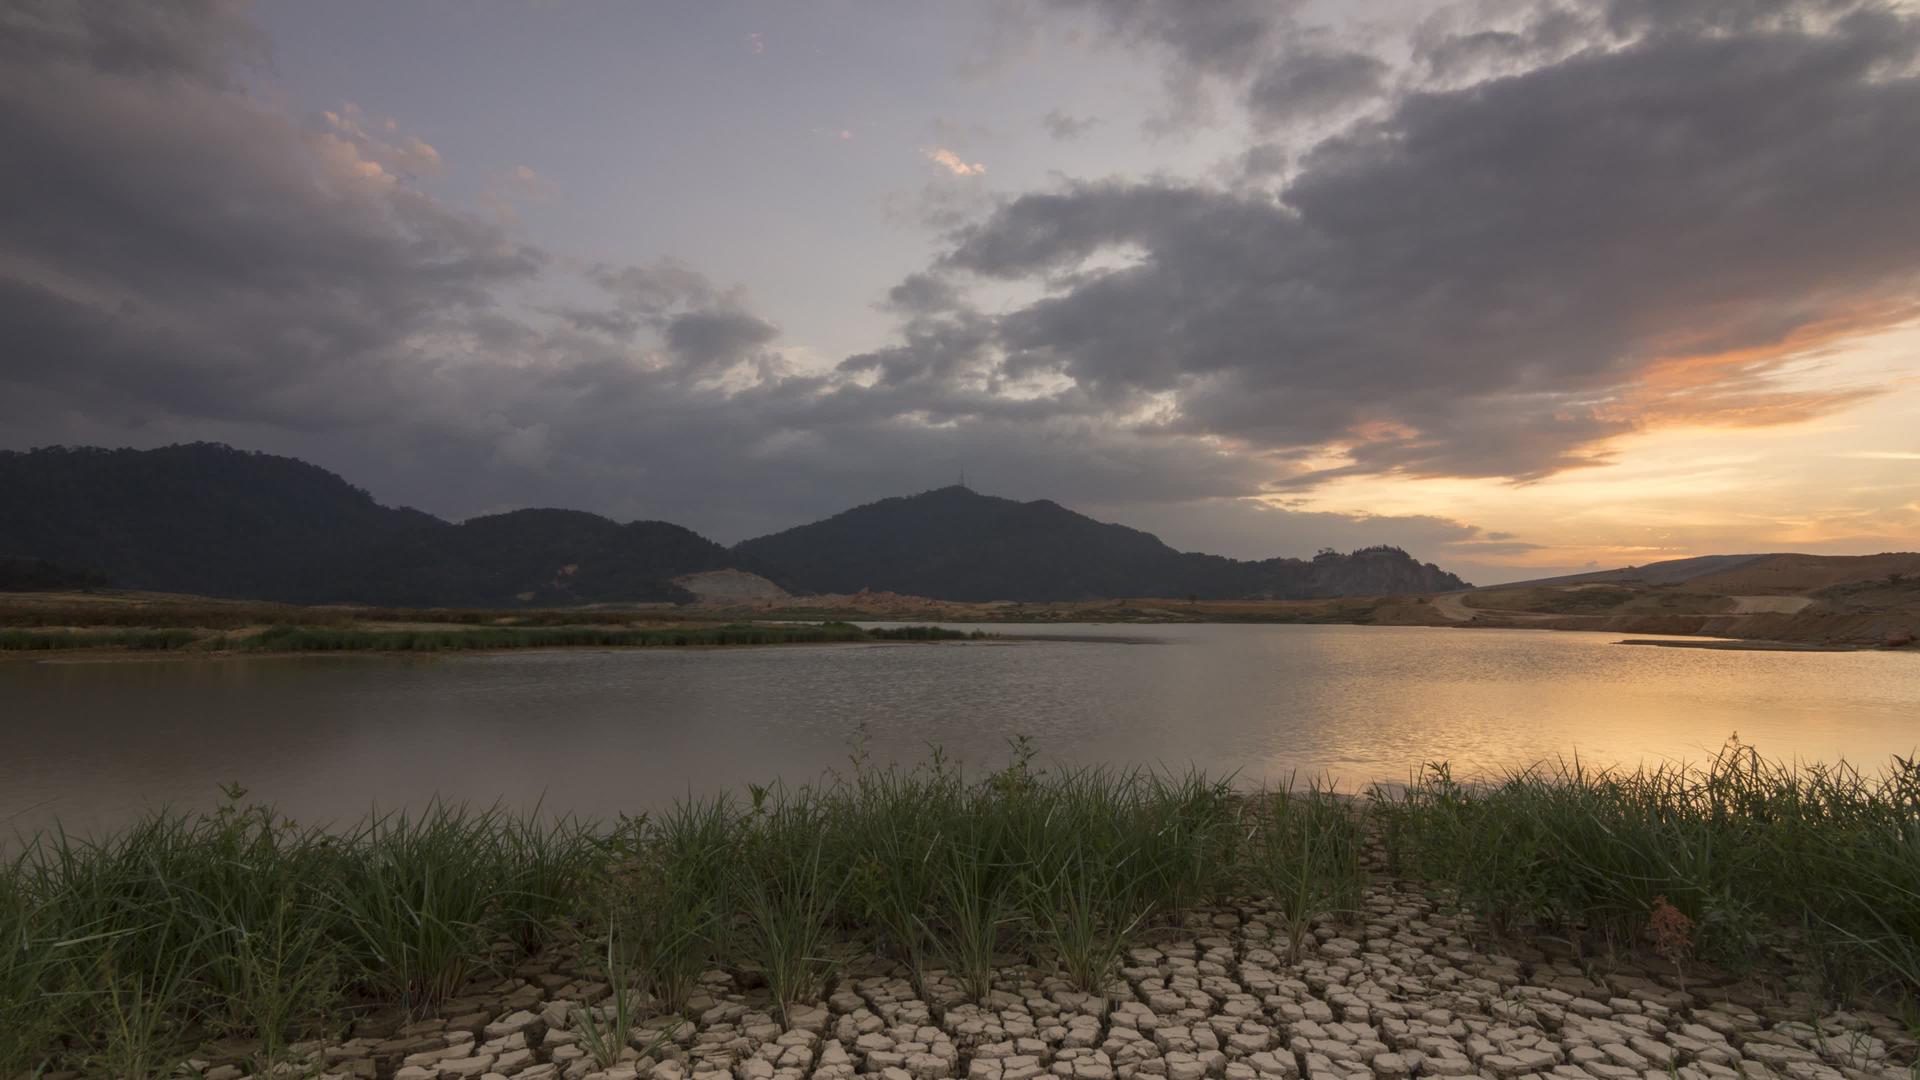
left=1, top=443, right=1469, bottom=605
left=288, top=509, right=748, bottom=608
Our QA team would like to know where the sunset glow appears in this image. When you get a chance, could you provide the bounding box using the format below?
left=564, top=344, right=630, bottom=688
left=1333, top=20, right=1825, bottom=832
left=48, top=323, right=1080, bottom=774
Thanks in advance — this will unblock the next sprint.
left=2, top=0, right=1917, bottom=582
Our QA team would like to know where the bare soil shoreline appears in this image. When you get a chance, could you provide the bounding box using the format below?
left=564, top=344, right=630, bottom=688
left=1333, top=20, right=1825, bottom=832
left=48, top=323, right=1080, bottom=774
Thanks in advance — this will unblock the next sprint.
left=3, top=575, right=1915, bottom=655
left=1612, top=638, right=1863, bottom=653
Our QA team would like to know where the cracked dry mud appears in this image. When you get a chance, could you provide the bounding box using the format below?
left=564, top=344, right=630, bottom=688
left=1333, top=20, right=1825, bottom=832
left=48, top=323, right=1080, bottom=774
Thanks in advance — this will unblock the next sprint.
left=180, top=880, right=1917, bottom=1080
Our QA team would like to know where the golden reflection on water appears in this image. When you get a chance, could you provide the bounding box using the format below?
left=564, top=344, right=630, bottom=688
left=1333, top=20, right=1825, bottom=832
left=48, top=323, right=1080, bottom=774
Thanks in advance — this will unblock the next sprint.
left=2, top=624, right=1915, bottom=835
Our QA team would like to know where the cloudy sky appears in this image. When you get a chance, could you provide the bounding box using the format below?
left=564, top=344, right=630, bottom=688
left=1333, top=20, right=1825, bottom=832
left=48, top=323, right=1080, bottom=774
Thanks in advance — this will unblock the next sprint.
left=4, top=0, right=1919, bottom=583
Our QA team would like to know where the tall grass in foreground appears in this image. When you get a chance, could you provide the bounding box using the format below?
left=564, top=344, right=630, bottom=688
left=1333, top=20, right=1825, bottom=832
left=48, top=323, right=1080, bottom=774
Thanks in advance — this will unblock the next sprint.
left=1244, top=782, right=1365, bottom=963
left=0, top=862, right=60, bottom=1072
left=329, top=805, right=505, bottom=1010
left=6, top=741, right=1918, bottom=1076
left=737, top=787, right=845, bottom=1025
left=1371, top=740, right=1920, bottom=997
left=498, top=809, right=602, bottom=955
left=7, top=792, right=351, bottom=1075
left=819, top=741, right=1243, bottom=998
left=571, top=927, right=645, bottom=1070
left=0, top=746, right=1257, bottom=1075
left=1, top=795, right=612, bottom=1076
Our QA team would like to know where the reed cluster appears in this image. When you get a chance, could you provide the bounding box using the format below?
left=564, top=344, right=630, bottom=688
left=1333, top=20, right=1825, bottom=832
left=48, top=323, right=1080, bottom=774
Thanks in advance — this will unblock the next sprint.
left=863, top=625, right=991, bottom=641
left=1372, top=740, right=1920, bottom=999
left=2, top=793, right=601, bottom=1077
left=0, top=628, right=199, bottom=651
left=0, top=750, right=1359, bottom=1077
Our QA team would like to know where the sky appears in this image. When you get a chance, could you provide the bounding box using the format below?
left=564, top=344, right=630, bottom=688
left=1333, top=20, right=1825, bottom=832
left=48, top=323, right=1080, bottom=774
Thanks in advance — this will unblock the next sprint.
left=2, top=0, right=1918, bottom=584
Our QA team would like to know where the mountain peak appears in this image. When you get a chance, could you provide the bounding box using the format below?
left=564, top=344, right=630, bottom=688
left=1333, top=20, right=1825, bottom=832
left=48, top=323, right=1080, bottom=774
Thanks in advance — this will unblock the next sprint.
left=736, top=487, right=1466, bottom=601
left=913, top=483, right=993, bottom=500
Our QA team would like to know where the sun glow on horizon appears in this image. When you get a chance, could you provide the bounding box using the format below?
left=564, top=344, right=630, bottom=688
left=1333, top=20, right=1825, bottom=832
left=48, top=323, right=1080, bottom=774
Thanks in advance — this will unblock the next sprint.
left=1276, top=320, right=1920, bottom=575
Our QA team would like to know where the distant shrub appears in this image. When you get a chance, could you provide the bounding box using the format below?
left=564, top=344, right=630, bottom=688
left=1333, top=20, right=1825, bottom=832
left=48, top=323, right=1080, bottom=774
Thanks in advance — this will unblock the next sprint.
left=864, top=625, right=983, bottom=641
left=0, top=628, right=197, bottom=651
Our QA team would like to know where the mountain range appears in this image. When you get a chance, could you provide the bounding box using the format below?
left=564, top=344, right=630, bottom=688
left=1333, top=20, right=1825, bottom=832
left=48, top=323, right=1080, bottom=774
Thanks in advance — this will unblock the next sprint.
left=0, top=444, right=1468, bottom=605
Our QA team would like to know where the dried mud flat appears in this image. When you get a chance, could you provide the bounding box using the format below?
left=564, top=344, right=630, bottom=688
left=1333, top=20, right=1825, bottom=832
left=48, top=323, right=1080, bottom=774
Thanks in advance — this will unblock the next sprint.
left=171, top=878, right=1915, bottom=1080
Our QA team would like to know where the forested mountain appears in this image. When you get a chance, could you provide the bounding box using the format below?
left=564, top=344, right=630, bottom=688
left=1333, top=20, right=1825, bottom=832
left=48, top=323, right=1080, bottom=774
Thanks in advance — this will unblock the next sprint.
left=0, top=445, right=1469, bottom=604
left=0, top=557, right=110, bottom=592
left=735, top=486, right=1468, bottom=601
left=292, top=509, right=739, bottom=607
left=0, top=444, right=440, bottom=597
left=0, top=445, right=747, bottom=606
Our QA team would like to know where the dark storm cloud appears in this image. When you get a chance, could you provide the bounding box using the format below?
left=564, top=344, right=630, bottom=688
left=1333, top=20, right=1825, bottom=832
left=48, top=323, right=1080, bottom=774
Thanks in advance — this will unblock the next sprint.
left=585, top=260, right=724, bottom=315
left=0, top=0, right=1280, bottom=544
left=879, top=273, right=966, bottom=316
left=1033, top=0, right=1389, bottom=130
left=1239, top=143, right=1290, bottom=177
left=837, top=309, right=998, bottom=393
left=550, top=306, right=642, bottom=340
left=1041, top=0, right=1295, bottom=81
left=1041, top=108, right=1100, bottom=140
left=0, top=0, right=263, bottom=83
left=0, top=0, right=540, bottom=433
left=1244, top=48, right=1389, bottom=125
left=941, top=0, right=1920, bottom=483
left=1604, top=0, right=1864, bottom=35
left=565, top=260, right=785, bottom=372
left=664, top=311, right=781, bottom=372
left=1411, top=3, right=1598, bottom=81
left=1417, top=28, right=1546, bottom=82
left=7, top=0, right=1920, bottom=565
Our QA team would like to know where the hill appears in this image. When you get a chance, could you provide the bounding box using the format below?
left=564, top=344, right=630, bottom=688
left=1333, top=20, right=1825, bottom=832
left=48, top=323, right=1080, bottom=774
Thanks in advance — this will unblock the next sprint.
left=1679, top=552, right=1920, bottom=595
left=1495, top=554, right=1778, bottom=589
left=294, top=509, right=741, bottom=607
left=1443, top=552, right=1920, bottom=647
left=0, top=557, right=111, bottom=592
left=0, top=444, right=440, bottom=597
left=733, top=486, right=1467, bottom=601
left=1490, top=552, right=1920, bottom=594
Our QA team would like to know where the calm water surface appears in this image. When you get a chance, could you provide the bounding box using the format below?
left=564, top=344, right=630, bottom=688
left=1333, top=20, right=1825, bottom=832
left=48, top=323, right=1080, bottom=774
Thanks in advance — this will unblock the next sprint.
left=4, top=624, right=1917, bottom=835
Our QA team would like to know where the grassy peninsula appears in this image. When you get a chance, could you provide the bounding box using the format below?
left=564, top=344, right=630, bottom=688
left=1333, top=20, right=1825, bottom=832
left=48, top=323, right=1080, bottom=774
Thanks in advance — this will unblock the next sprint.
left=0, top=611, right=983, bottom=653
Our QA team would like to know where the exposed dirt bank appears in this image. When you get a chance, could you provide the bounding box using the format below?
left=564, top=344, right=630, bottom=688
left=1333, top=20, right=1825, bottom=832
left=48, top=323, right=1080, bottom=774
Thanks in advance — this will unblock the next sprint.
left=1614, top=638, right=1858, bottom=653
left=149, top=879, right=1917, bottom=1080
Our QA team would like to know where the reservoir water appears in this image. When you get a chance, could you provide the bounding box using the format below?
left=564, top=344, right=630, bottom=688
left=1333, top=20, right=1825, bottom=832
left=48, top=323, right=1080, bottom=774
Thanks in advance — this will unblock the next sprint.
left=4, top=623, right=1916, bottom=835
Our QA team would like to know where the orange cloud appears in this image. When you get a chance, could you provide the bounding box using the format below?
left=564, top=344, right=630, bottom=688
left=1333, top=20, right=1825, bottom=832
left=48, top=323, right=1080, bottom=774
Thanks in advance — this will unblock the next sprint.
left=1603, top=301, right=1919, bottom=431
left=1345, top=418, right=1420, bottom=443
left=925, top=147, right=986, bottom=176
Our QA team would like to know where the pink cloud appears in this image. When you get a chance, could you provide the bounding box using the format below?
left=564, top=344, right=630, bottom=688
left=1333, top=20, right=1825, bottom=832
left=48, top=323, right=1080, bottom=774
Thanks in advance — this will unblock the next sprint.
left=322, top=103, right=442, bottom=177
